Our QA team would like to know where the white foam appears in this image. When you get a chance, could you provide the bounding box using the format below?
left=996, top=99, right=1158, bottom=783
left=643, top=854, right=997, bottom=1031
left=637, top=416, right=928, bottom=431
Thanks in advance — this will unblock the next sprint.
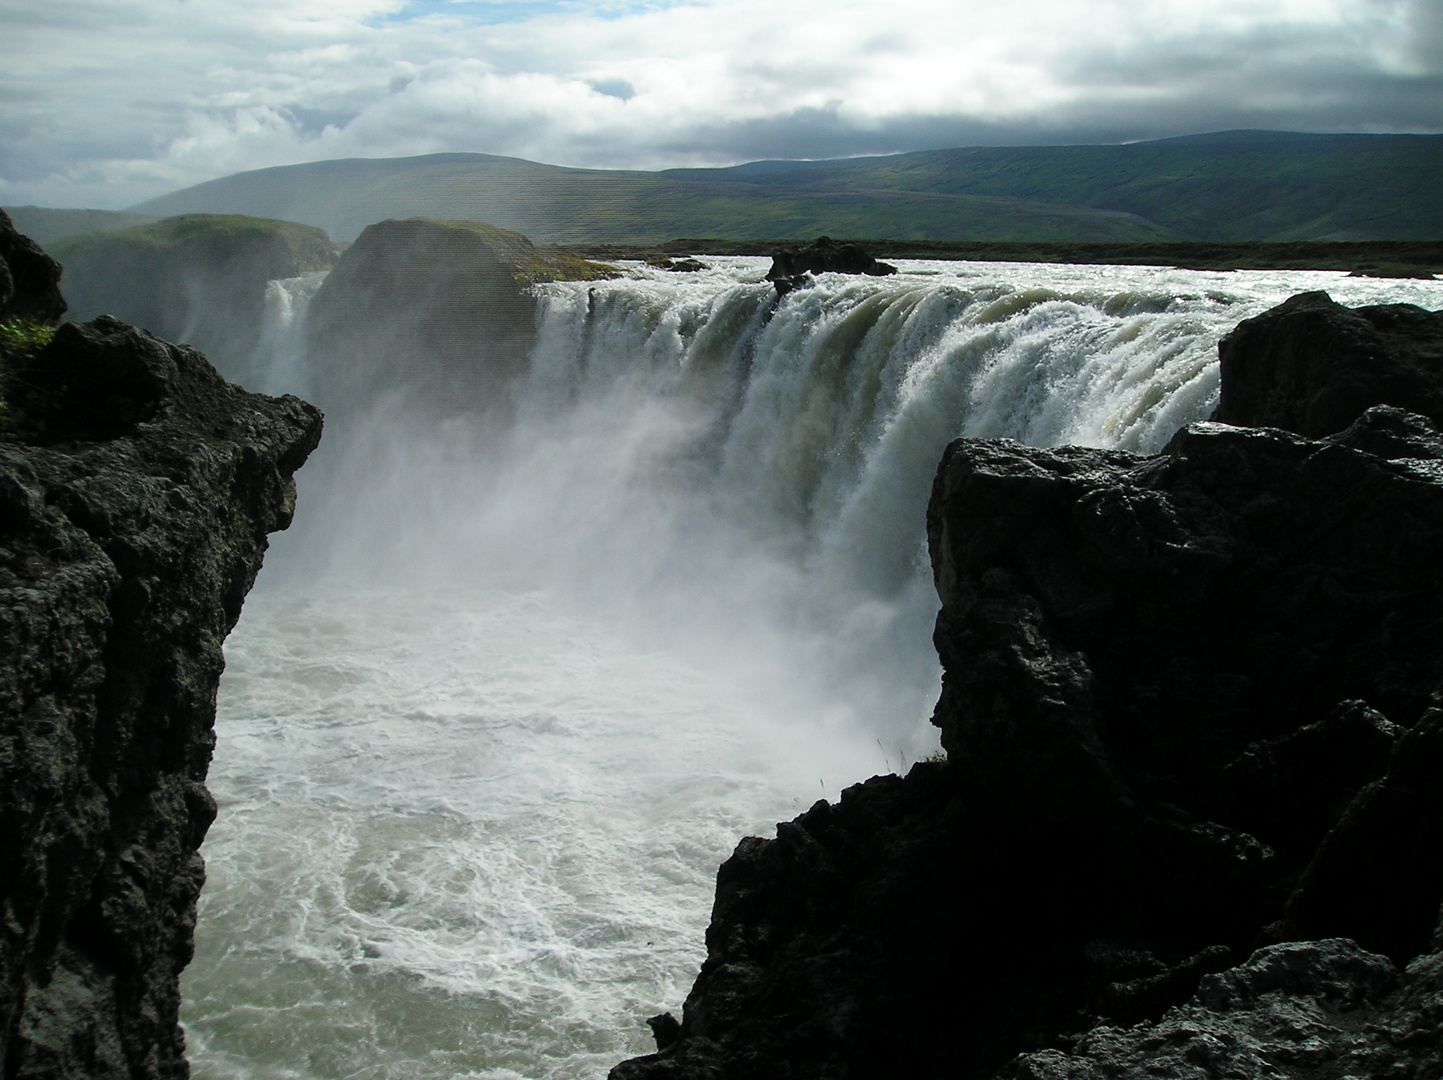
left=185, top=260, right=1443, bottom=1078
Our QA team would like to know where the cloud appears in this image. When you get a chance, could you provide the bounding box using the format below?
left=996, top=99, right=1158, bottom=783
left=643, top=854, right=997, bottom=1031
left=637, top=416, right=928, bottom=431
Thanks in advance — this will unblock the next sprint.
left=1, top=0, right=1438, bottom=208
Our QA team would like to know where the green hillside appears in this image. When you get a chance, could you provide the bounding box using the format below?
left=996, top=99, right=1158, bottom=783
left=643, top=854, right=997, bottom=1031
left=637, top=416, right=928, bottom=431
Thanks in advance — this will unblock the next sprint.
left=128, top=132, right=1443, bottom=245
left=126, top=131, right=1443, bottom=245
left=4, top=206, right=159, bottom=245
left=130, top=154, right=1178, bottom=245
left=670, top=132, right=1443, bottom=242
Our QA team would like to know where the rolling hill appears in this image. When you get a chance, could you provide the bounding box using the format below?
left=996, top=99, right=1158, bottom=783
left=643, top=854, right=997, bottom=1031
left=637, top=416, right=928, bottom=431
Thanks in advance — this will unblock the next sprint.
left=672, top=132, right=1443, bottom=243
left=127, top=131, right=1443, bottom=245
left=129, top=154, right=1173, bottom=245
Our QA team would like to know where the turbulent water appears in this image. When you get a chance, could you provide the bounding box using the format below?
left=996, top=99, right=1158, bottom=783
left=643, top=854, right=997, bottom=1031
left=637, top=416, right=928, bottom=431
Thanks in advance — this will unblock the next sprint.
left=185, top=258, right=1443, bottom=1080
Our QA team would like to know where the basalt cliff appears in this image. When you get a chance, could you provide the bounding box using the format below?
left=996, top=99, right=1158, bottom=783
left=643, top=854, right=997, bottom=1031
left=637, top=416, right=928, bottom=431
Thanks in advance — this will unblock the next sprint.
left=612, top=291, right=1443, bottom=1079
left=0, top=210, right=322, bottom=1079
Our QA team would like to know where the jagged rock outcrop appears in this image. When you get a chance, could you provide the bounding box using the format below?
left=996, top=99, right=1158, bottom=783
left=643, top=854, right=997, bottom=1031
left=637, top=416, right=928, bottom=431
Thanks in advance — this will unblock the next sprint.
left=47, top=214, right=337, bottom=386
left=0, top=209, right=66, bottom=324
left=1013, top=938, right=1443, bottom=1079
left=1212, top=290, right=1443, bottom=436
left=925, top=409, right=1443, bottom=965
left=1, top=213, right=322, bottom=1079
left=304, top=217, right=614, bottom=410
left=765, top=237, right=896, bottom=295
left=611, top=294, right=1443, bottom=1080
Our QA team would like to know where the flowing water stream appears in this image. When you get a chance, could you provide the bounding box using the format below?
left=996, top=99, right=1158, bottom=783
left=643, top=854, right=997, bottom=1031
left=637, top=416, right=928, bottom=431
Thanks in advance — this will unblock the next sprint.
left=184, top=258, right=1443, bottom=1080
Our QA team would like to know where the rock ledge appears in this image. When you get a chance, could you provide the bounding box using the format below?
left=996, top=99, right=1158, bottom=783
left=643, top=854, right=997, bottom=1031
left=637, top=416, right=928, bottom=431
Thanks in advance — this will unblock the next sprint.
left=1, top=213, right=322, bottom=1080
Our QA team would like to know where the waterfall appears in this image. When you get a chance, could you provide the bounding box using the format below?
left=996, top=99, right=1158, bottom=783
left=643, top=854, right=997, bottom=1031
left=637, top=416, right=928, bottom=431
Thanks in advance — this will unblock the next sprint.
left=520, top=261, right=1233, bottom=599
left=246, top=270, right=329, bottom=396
left=184, top=259, right=1443, bottom=1080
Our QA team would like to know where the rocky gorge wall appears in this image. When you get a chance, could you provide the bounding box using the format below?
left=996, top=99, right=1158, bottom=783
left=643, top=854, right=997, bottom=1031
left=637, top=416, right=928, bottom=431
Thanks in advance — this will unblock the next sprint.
left=0, top=210, right=322, bottom=1079
left=303, top=217, right=613, bottom=411
left=612, top=292, right=1443, bottom=1079
left=7, top=197, right=1443, bottom=1080
left=46, top=214, right=338, bottom=383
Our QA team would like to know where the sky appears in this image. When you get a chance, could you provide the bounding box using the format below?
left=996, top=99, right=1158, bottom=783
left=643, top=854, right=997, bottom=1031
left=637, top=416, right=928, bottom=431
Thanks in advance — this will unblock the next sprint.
left=2, top=0, right=1440, bottom=209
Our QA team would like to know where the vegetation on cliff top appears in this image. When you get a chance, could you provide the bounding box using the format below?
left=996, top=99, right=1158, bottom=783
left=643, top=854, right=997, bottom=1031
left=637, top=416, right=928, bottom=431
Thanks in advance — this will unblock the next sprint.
left=423, top=218, right=617, bottom=283
left=45, top=213, right=341, bottom=380
left=48, top=213, right=337, bottom=271
left=0, top=318, right=56, bottom=436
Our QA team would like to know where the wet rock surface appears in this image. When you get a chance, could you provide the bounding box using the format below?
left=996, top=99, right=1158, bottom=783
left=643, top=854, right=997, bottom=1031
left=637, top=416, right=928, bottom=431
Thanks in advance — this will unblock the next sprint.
left=1013, top=938, right=1443, bottom=1080
left=611, top=294, right=1443, bottom=1079
left=765, top=237, right=897, bottom=295
left=1212, top=290, right=1443, bottom=437
left=646, top=257, right=707, bottom=273
left=0, top=215, right=323, bottom=1079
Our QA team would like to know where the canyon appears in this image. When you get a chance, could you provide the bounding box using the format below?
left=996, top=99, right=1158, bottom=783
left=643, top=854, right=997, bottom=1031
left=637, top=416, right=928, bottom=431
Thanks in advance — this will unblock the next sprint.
left=3, top=208, right=1441, bottom=1079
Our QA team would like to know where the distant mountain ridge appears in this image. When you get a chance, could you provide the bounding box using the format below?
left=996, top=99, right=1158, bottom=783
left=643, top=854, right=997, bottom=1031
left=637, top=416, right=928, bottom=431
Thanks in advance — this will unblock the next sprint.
left=682, top=132, right=1443, bottom=242
left=128, top=131, right=1443, bottom=245
left=130, top=153, right=1174, bottom=245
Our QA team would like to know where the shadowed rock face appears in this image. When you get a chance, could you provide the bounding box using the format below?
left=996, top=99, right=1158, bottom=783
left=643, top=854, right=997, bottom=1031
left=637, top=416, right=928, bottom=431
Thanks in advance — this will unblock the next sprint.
left=304, top=217, right=613, bottom=411
left=1212, top=290, right=1443, bottom=437
left=0, top=208, right=66, bottom=324
left=0, top=216, right=322, bottom=1079
left=1014, top=939, right=1443, bottom=1080
left=610, top=295, right=1443, bottom=1080
left=926, top=411, right=1443, bottom=965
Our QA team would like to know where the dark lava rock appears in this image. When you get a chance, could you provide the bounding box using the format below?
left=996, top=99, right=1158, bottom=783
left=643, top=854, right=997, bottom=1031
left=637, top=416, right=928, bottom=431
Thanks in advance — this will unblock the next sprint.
left=647, top=1012, right=682, bottom=1051
left=0, top=297, right=321, bottom=1075
left=611, top=404, right=1443, bottom=1080
left=304, top=217, right=613, bottom=411
left=1283, top=709, right=1443, bottom=964
left=1212, top=290, right=1443, bottom=437
left=1218, top=698, right=1403, bottom=861
left=927, top=408, right=1443, bottom=965
left=612, top=764, right=985, bottom=1080
left=1012, top=938, right=1443, bottom=1080
left=6, top=318, right=172, bottom=444
left=765, top=237, right=897, bottom=295
left=646, top=257, right=707, bottom=273
left=0, top=209, right=67, bottom=324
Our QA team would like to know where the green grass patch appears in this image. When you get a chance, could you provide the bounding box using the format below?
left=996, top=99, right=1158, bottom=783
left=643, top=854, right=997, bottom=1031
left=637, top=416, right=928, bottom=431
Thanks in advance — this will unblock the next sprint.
left=0, top=318, right=55, bottom=435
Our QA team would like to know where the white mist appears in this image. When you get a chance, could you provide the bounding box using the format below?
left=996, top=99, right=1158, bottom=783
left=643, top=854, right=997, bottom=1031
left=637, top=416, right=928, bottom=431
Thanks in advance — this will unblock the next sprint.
left=183, top=259, right=1443, bottom=1079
